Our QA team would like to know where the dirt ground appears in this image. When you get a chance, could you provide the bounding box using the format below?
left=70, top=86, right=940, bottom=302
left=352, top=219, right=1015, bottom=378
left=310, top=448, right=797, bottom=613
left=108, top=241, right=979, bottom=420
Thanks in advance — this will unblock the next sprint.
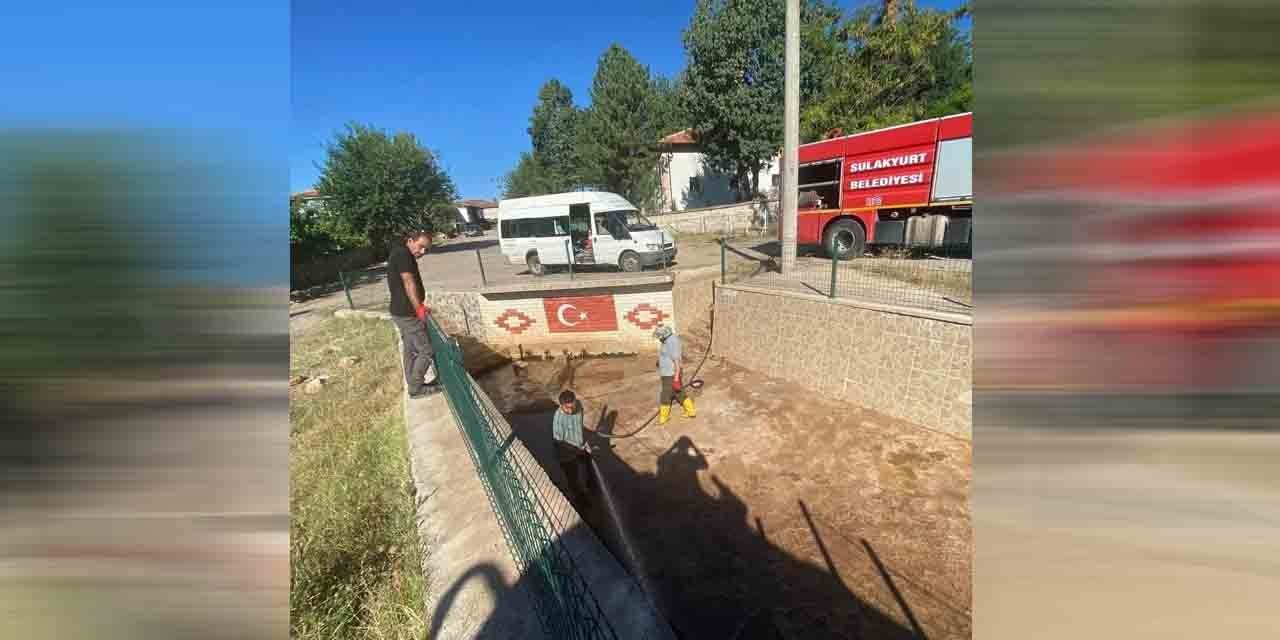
left=477, top=353, right=972, bottom=640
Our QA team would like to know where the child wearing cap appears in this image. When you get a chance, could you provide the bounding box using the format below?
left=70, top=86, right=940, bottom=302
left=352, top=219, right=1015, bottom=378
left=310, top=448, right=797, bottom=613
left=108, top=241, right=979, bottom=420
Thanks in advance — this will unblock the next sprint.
left=552, top=389, right=592, bottom=498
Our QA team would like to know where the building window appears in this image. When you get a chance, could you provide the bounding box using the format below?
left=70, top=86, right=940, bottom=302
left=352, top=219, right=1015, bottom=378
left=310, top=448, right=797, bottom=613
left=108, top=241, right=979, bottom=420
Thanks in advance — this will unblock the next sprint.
left=689, top=176, right=702, bottom=195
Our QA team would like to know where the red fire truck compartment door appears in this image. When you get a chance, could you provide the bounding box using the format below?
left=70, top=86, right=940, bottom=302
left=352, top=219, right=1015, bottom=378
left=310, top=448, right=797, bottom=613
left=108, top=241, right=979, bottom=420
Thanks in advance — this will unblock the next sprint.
left=840, top=120, right=938, bottom=209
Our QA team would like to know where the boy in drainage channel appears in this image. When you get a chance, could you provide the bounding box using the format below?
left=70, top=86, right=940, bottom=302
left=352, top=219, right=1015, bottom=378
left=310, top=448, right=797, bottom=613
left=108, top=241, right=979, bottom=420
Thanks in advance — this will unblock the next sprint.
left=654, top=324, right=696, bottom=425
left=552, top=389, right=594, bottom=500
left=387, top=229, right=439, bottom=399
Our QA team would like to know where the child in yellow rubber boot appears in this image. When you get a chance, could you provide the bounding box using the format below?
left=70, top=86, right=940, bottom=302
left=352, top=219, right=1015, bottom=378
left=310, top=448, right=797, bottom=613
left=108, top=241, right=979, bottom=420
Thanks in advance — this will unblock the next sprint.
left=653, top=325, right=695, bottom=425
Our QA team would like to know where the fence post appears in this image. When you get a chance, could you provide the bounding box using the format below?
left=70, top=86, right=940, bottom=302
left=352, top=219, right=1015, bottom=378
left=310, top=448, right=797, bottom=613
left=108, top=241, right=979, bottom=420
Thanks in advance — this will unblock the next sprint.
left=829, top=253, right=838, bottom=299
left=338, top=270, right=355, bottom=310
left=475, top=248, right=488, bottom=287
left=720, top=237, right=727, bottom=284
left=564, top=238, right=574, bottom=280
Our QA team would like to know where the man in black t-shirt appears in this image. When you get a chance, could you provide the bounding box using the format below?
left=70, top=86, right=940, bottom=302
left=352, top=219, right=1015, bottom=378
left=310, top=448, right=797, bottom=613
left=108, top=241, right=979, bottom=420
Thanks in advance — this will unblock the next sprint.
left=387, top=230, right=437, bottom=398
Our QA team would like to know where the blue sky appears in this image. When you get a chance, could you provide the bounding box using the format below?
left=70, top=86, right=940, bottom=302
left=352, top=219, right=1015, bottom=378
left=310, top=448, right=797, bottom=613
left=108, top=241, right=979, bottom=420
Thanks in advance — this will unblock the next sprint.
left=292, top=0, right=968, bottom=200
left=3, top=3, right=288, bottom=136
left=4, top=2, right=290, bottom=285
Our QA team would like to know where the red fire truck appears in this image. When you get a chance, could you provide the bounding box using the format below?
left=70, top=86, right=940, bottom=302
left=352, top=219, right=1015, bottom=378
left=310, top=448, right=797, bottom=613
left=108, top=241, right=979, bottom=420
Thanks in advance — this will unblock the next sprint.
left=795, top=112, right=972, bottom=258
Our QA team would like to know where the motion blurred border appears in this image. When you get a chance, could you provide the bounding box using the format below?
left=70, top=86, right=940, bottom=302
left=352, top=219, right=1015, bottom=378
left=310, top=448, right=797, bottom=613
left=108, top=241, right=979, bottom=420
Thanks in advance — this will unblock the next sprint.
left=1, top=3, right=289, bottom=638
left=975, top=1, right=1280, bottom=637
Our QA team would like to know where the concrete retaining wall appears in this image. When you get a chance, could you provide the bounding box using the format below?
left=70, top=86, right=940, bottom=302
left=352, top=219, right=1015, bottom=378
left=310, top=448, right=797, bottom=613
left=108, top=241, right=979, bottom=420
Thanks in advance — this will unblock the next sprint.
left=348, top=277, right=679, bottom=358
left=650, top=199, right=776, bottom=237
left=422, top=290, right=486, bottom=341
left=672, top=269, right=720, bottom=350
left=477, top=276, right=676, bottom=356
left=710, top=283, right=972, bottom=439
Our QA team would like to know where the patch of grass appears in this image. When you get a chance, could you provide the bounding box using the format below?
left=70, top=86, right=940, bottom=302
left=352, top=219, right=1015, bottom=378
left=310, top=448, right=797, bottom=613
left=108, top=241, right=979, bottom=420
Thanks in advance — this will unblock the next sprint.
left=290, top=317, right=428, bottom=640
left=830, top=249, right=972, bottom=304
left=855, top=261, right=972, bottom=302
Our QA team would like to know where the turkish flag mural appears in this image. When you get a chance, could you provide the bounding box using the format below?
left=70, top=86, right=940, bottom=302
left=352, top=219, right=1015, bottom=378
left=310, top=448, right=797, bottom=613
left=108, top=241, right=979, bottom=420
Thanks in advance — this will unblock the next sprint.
left=543, top=295, right=618, bottom=333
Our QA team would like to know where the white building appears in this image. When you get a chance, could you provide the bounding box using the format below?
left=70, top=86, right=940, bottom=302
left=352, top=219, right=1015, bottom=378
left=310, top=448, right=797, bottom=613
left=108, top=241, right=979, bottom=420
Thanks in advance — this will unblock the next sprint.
left=453, top=199, right=497, bottom=227
left=292, top=189, right=329, bottom=212
left=658, top=129, right=779, bottom=212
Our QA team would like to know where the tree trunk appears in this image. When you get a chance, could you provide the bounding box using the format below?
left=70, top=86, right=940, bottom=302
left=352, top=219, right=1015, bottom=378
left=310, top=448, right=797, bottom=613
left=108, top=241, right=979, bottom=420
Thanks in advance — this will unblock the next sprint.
left=880, top=0, right=899, bottom=26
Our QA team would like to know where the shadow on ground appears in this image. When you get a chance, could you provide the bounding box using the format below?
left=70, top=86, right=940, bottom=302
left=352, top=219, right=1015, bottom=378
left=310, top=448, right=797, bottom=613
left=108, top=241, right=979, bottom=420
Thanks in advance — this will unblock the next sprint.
left=746, top=239, right=971, bottom=261
left=741, top=239, right=822, bottom=260
left=430, top=238, right=499, bottom=255
left=428, top=394, right=932, bottom=639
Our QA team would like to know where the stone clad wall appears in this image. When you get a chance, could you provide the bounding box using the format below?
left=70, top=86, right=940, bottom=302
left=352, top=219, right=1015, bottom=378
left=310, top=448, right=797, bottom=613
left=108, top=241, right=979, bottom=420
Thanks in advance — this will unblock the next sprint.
left=422, top=290, right=485, bottom=340
left=711, top=284, right=972, bottom=439
left=385, top=279, right=678, bottom=358
left=480, top=283, right=675, bottom=356
left=672, top=271, right=718, bottom=350
left=650, top=199, right=776, bottom=237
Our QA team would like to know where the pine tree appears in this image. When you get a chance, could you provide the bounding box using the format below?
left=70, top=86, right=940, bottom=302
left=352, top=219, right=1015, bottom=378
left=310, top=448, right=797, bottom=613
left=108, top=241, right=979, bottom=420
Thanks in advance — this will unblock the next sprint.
left=576, top=44, right=662, bottom=206
left=527, top=79, right=581, bottom=191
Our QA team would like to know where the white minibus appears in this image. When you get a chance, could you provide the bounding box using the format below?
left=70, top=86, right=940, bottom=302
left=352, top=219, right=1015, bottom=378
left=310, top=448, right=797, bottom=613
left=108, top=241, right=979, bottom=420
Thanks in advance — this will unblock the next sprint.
left=497, top=191, right=676, bottom=275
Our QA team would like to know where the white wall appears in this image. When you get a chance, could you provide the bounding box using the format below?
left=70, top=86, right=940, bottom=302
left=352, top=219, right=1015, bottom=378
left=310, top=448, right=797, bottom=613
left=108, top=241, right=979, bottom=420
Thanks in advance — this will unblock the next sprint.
left=663, top=151, right=779, bottom=212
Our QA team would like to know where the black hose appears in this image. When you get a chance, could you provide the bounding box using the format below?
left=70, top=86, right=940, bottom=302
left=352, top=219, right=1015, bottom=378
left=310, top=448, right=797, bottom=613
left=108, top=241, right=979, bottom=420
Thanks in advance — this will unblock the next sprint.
left=585, top=281, right=718, bottom=440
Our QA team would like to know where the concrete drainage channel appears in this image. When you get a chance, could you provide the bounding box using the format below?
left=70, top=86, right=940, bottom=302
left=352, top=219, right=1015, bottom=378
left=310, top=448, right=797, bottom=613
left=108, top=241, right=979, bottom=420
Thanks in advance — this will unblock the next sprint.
left=391, top=272, right=973, bottom=639
left=407, top=325, right=675, bottom=639
left=404, top=276, right=772, bottom=637
left=391, top=274, right=688, bottom=640
left=468, top=327, right=974, bottom=639
left=478, top=355, right=787, bottom=640
left=390, top=271, right=794, bottom=639
left=479, top=355, right=789, bottom=640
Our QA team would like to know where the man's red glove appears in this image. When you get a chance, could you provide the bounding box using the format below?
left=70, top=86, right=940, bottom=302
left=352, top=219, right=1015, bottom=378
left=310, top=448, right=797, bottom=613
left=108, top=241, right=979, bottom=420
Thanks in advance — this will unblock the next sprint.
left=415, top=304, right=428, bottom=321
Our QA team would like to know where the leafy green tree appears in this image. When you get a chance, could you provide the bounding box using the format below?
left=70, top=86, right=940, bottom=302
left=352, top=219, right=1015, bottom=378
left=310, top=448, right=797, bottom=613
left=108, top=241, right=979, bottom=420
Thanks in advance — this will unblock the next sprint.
left=682, top=0, right=788, bottom=200
left=526, top=79, right=581, bottom=190
left=315, top=123, right=456, bottom=248
left=429, top=202, right=463, bottom=234
left=800, top=0, right=847, bottom=108
left=575, top=44, right=663, bottom=206
left=290, top=197, right=331, bottom=260
left=801, top=0, right=972, bottom=140
left=650, top=74, right=689, bottom=139
left=926, top=80, right=972, bottom=119
left=501, top=151, right=557, bottom=198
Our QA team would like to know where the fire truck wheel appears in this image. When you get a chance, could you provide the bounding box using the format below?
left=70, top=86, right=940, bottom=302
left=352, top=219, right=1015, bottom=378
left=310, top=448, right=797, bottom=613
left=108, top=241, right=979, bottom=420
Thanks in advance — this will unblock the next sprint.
left=823, top=219, right=865, bottom=260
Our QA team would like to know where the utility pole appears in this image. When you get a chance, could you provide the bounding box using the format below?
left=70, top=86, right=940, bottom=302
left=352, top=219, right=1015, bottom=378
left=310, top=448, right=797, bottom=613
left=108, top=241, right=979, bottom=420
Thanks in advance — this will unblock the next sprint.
left=781, top=0, right=800, bottom=274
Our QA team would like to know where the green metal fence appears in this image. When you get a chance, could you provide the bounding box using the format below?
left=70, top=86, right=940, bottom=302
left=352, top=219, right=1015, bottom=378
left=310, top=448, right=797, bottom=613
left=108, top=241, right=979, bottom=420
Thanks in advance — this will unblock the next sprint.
left=425, top=318, right=620, bottom=640
left=721, top=239, right=973, bottom=315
